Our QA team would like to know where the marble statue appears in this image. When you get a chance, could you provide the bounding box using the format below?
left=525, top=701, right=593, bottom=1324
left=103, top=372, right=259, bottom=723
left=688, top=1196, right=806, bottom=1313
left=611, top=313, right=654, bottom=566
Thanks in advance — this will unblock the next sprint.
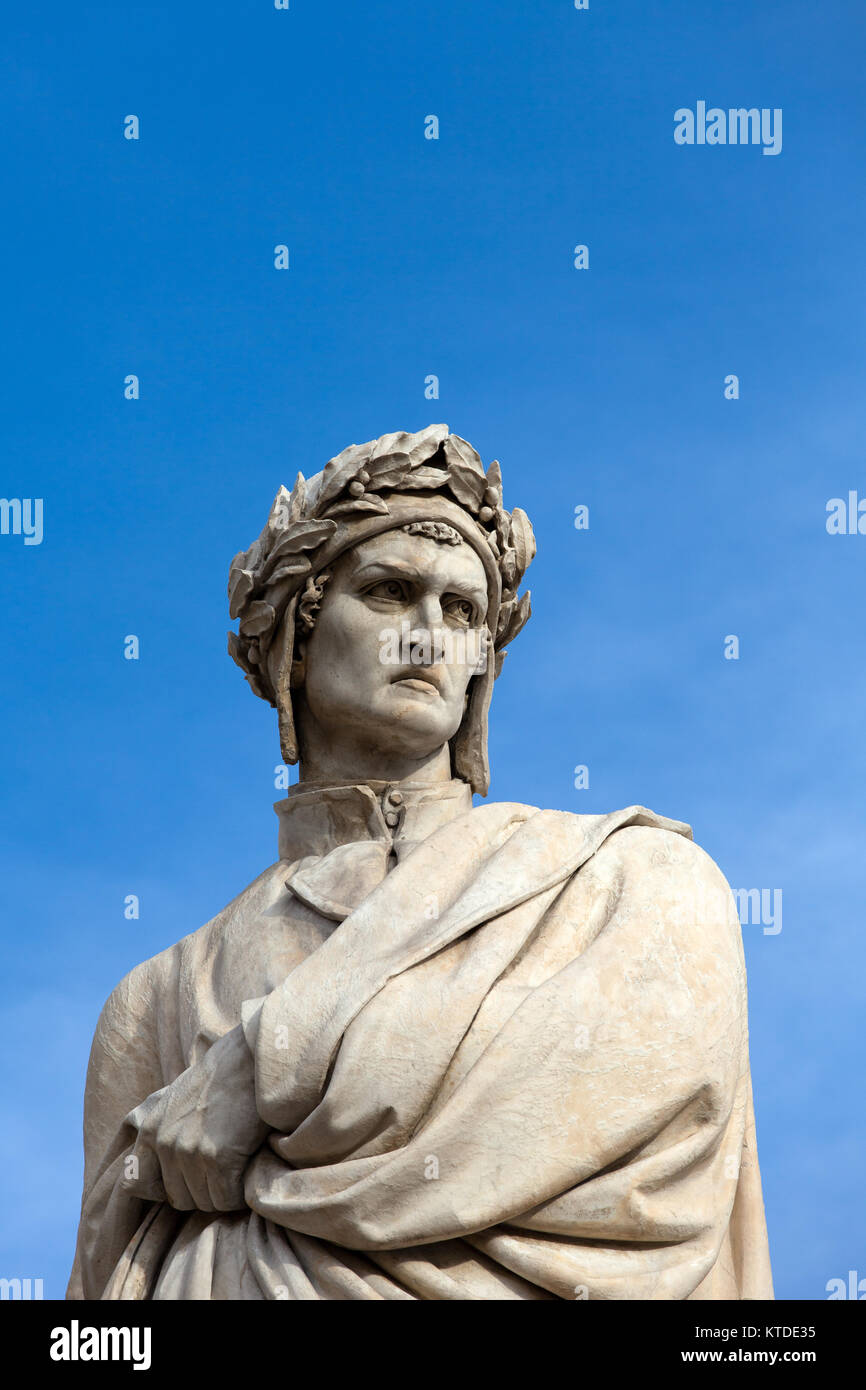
left=68, top=425, right=773, bottom=1299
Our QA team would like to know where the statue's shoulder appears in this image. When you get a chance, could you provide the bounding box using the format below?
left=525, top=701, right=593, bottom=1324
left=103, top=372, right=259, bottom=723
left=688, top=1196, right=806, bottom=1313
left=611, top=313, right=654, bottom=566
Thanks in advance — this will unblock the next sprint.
left=481, top=798, right=733, bottom=902
left=590, top=811, right=729, bottom=882
left=570, top=808, right=738, bottom=935
left=96, top=861, right=290, bottom=1026
left=185, top=859, right=293, bottom=953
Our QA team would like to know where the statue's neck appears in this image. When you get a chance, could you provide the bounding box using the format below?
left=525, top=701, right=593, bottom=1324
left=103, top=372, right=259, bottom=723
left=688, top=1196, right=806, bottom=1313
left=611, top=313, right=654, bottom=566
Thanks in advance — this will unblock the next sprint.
left=298, top=737, right=454, bottom=788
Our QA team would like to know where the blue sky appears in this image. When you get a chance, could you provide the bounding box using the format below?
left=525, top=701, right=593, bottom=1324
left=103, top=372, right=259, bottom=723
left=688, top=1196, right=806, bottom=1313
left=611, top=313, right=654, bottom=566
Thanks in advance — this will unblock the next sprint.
left=1, top=0, right=864, bottom=1299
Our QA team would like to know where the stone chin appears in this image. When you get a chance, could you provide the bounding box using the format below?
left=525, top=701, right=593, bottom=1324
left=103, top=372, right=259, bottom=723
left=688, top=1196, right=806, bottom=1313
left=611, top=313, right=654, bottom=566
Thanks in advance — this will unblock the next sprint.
left=382, top=676, right=460, bottom=746
left=329, top=676, right=461, bottom=761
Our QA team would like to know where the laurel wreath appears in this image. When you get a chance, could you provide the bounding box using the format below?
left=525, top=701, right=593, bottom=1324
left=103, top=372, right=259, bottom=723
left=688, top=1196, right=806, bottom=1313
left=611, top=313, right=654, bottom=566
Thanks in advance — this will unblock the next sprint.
left=227, top=425, right=535, bottom=702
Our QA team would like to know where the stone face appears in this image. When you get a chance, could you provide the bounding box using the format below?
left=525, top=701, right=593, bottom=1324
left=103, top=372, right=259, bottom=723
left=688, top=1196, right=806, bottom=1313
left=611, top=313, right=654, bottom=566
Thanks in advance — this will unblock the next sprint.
left=68, top=427, right=773, bottom=1301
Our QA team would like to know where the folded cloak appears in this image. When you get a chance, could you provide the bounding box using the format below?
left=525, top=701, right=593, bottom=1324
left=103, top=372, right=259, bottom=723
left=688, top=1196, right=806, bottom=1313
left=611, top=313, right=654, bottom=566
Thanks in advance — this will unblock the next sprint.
left=67, top=787, right=773, bottom=1300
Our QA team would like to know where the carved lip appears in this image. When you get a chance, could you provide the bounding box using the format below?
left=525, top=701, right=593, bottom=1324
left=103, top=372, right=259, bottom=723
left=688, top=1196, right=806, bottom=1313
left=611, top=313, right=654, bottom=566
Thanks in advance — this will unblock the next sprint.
left=391, top=675, right=441, bottom=696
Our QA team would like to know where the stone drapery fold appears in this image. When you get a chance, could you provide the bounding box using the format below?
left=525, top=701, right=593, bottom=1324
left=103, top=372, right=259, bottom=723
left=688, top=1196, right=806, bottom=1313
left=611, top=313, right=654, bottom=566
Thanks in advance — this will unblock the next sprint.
left=67, top=787, right=773, bottom=1301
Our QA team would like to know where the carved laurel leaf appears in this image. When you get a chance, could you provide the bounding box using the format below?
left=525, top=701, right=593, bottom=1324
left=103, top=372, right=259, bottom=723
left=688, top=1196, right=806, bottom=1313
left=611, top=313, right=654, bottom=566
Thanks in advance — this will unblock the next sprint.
left=288, top=472, right=306, bottom=522
left=244, top=535, right=264, bottom=572
left=261, top=519, right=337, bottom=575
left=239, top=600, right=277, bottom=638
left=266, top=485, right=293, bottom=535
left=485, top=459, right=503, bottom=508
left=228, top=633, right=268, bottom=700
left=500, top=546, right=518, bottom=590
left=496, top=589, right=531, bottom=647
left=316, top=442, right=375, bottom=511
left=510, top=506, right=536, bottom=574
left=404, top=422, right=449, bottom=466
left=396, top=466, right=449, bottom=490
left=227, top=630, right=244, bottom=668
left=326, top=495, right=391, bottom=516
left=369, top=432, right=414, bottom=461
left=267, top=557, right=313, bottom=586
left=363, top=454, right=413, bottom=488
left=443, top=434, right=485, bottom=476
left=446, top=462, right=486, bottom=510
left=279, top=518, right=336, bottom=551
left=228, top=563, right=256, bottom=620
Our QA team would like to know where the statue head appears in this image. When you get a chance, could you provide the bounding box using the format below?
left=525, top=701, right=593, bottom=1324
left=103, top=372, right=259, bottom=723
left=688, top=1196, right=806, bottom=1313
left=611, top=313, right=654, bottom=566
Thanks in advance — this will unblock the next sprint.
left=227, top=425, right=535, bottom=794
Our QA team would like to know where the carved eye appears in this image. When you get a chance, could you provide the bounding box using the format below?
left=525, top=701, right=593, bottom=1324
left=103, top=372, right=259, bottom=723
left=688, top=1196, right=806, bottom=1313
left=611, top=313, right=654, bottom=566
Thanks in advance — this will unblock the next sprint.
left=444, top=597, right=475, bottom=626
left=365, top=579, right=408, bottom=602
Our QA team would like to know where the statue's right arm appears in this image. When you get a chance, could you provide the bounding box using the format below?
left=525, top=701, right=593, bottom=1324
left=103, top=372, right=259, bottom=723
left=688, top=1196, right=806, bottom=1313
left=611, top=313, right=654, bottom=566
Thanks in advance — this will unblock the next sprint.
left=120, top=1023, right=268, bottom=1213
left=67, top=949, right=178, bottom=1299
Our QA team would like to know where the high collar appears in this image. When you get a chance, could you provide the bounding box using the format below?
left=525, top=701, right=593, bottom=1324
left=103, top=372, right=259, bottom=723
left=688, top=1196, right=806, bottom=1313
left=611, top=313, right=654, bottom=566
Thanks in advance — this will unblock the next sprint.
left=276, top=779, right=473, bottom=861
left=275, top=779, right=474, bottom=922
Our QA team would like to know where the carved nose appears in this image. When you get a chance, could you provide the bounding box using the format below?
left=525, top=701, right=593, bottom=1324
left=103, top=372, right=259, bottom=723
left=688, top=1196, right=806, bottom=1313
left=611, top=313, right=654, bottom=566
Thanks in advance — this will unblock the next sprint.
left=411, top=595, right=443, bottom=631
left=407, top=598, right=445, bottom=665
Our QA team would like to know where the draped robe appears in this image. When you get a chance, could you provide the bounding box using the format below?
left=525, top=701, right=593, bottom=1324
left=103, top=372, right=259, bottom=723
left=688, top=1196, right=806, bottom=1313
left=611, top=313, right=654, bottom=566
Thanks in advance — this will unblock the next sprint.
left=67, top=781, right=773, bottom=1300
